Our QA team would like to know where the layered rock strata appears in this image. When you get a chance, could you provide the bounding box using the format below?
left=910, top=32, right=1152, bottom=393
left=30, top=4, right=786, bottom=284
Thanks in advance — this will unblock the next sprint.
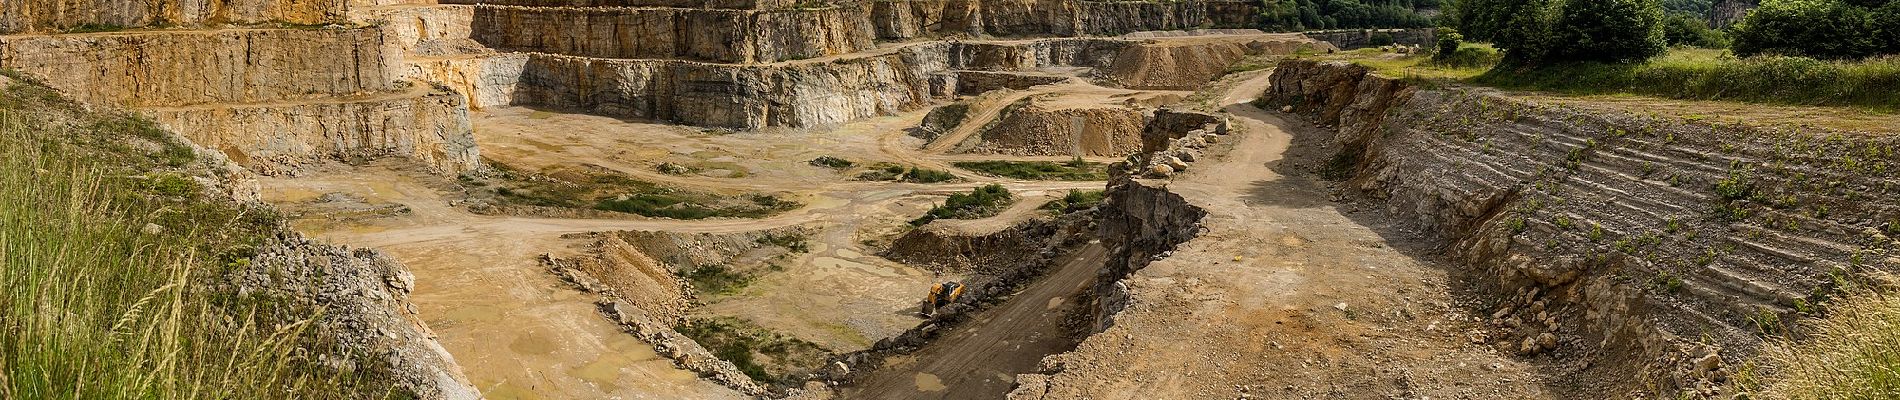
left=0, top=0, right=350, bottom=34
left=1265, top=59, right=1900, bottom=393
left=467, top=5, right=875, bottom=63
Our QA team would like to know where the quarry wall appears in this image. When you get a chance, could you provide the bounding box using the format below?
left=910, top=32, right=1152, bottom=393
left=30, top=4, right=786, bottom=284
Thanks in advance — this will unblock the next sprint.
left=466, top=5, right=875, bottom=63
left=0, top=0, right=351, bottom=34
left=1265, top=59, right=1900, bottom=393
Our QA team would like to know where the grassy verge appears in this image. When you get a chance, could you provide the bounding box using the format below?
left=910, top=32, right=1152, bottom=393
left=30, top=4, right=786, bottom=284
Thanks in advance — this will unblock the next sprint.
left=1476, top=50, right=1900, bottom=111
left=465, top=162, right=799, bottom=219
left=674, top=316, right=831, bottom=388
left=0, top=76, right=384, bottom=398
left=911, top=184, right=1014, bottom=226
left=1749, top=276, right=1900, bottom=398
left=1319, top=46, right=1900, bottom=112
left=953, top=160, right=1109, bottom=181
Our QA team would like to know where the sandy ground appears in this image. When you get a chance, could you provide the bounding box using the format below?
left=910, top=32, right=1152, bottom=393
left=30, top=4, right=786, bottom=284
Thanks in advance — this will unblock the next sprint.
left=258, top=101, right=1108, bottom=399
left=1018, top=70, right=1554, bottom=399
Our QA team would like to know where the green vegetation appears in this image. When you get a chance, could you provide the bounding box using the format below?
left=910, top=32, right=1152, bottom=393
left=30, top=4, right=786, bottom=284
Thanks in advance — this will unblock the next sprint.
left=1473, top=49, right=1900, bottom=110
left=681, top=264, right=756, bottom=295
left=1732, top=0, right=1900, bottom=59
left=1663, top=12, right=1730, bottom=48
left=1453, top=0, right=1666, bottom=64
left=755, top=233, right=811, bottom=253
left=952, top=159, right=1109, bottom=181
left=476, top=163, right=799, bottom=220
left=808, top=156, right=855, bottom=169
left=911, top=184, right=1015, bottom=226
left=674, top=316, right=830, bottom=387
left=1259, top=0, right=1439, bottom=31
left=1041, top=190, right=1108, bottom=213
left=0, top=76, right=392, bottom=398
left=855, top=163, right=958, bottom=183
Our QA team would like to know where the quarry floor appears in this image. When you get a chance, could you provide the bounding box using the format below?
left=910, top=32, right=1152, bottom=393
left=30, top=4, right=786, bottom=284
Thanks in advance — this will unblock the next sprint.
left=255, top=86, right=1121, bottom=397
left=255, top=66, right=1575, bottom=399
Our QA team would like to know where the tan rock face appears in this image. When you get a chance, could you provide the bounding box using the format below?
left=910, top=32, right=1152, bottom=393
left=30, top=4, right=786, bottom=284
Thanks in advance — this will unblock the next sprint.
left=439, top=0, right=796, bottom=10
left=144, top=86, right=482, bottom=174
left=869, top=0, right=1265, bottom=39
left=468, top=5, right=875, bottom=63
left=0, top=28, right=395, bottom=107
left=0, top=0, right=350, bottom=34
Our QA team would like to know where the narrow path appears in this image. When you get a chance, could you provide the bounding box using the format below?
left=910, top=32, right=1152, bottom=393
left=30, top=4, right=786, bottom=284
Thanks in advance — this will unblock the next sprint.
left=841, top=244, right=1110, bottom=400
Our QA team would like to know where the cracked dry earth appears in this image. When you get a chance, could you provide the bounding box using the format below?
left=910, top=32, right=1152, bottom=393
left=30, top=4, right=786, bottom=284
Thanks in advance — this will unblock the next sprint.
left=1014, top=71, right=1553, bottom=399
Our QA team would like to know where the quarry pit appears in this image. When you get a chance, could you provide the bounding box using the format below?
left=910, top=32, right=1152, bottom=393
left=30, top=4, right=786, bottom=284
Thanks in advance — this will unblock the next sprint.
left=5, top=1, right=1898, bottom=400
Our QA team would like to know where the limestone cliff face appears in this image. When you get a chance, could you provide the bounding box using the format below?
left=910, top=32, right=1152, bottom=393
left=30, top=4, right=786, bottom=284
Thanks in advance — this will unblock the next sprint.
left=868, top=0, right=1263, bottom=39
left=0, top=28, right=395, bottom=107
left=145, top=86, right=482, bottom=175
left=515, top=43, right=956, bottom=128
left=0, top=0, right=349, bottom=34
left=439, top=0, right=796, bottom=9
left=1709, top=0, right=1758, bottom=27
left=467, top=5, right=874, bottom=63
left=1267, top=59, right=1900, bottom=393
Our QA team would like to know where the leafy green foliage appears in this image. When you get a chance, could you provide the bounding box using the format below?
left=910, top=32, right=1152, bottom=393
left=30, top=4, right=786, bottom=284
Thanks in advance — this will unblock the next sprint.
left=855, top=163, right=958, bottom=183
left=1455, top=0, right=1667, bottom=64
left=1259, top=0, right=1436, bottom=31
left=1662, top=12, right=1731, bottom=48
left=808, top=156, right=854, bottom=169
left=1732, top=0, right=1899, bottom=59
left=911, top=184, right=1014, bottom=226
left=1473, top=49, right=1900, bottom=110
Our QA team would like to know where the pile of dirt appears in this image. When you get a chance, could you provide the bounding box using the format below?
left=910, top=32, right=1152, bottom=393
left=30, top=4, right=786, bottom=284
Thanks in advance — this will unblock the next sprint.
left=974, top=96, right=1148, bottom=157
left=1102, top=38, right=1324, bottom=90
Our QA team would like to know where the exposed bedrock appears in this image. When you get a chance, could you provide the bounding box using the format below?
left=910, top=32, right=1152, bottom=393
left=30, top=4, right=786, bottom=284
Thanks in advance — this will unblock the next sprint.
left=513, top=44, right=956, bottom=129
left=1301, top=28, right=1436, bottom=50
left=0, top=28, right=395, bottom=107
left=867, top=0, right=1265, bottom=40
left=1086, top=178, right=1205, bottom=332
left=883, top=215, right=1062, bottom=274
left=144, top=86, right=483, bottom=175
left=439, top=0, right=796, bottom=9
left=466, top=5, right=874, bottom=63
left=0, top=0, right=350, bottom=34
left=1266, top=59, right=1900, bottom=393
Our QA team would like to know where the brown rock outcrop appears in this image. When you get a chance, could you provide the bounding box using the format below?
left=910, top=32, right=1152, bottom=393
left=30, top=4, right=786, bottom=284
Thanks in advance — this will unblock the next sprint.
left=467, top=5, right=874, bottom=63
left=0, top=28, right=395, bottom=107
left=144, top=86, right=482, bottom=175
left=0, top=0, right=350, bottom=34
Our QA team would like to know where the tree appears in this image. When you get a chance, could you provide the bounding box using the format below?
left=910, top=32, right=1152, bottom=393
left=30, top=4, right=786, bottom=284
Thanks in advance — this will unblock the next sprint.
left=1546, top=0, right=1669, bottom=62
left=1731, top=0, right=1881, bottom=59
left=1662, top=12, right=1729, bottom=47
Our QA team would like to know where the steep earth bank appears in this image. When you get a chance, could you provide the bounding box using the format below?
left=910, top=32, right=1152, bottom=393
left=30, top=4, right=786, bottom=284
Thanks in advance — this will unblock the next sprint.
left=1265, top=59, right=1900, bottom=396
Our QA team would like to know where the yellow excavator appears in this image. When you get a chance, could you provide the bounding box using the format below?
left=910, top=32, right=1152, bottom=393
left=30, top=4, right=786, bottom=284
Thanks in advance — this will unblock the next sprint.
left=921, top=281, right=965, bottom=317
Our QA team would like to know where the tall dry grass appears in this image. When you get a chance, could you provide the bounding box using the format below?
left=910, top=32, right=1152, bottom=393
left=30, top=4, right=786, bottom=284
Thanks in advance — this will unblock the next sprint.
left=0, top=105, right=350, bottom=397
left=1757, top=275, right=1900, bottom=399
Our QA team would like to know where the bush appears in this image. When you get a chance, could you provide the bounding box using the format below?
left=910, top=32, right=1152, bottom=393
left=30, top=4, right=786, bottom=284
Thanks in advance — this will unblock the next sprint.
left=1369, top=31, right=1396, bottom=46
left=1475, top=49, right=1900, bottom=110
left=910, top=184, right=1013, bottom=226
left=1040, top=190, right=1107, bottom=213
left=1732, top=0, right=1886, bottom=59
left=1434, top=27, right=1465, bottom=58
left=808, top=156, right=854, bottom=169
left=1546, top=0, right=1669, bottom=63
left=1662, top=12, right=1730, bottom=48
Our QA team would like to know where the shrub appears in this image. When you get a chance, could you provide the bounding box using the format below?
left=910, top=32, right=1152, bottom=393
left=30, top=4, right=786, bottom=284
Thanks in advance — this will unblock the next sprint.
left=1662, top=12, right=1730, bottom=48
left=951, top=160, right=1108, bottom=181
left=902, top=167, right=957, bottom=183
left=1369, top=31, right=1396, bottom=46
left=911, top=184, right=1013, bottom=226
left=1732, top=0, right=1884, bottom=59
left=1434, top=27, right=1465, bottom=59
left=1546, top=0, right=1669, bottom=63
left=808, top=156, right=854, bottom=169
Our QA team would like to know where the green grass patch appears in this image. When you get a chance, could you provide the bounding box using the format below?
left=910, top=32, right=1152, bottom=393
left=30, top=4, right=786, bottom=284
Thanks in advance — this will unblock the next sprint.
left=474, top=163, right=799, bottom=220
left=952, top=159, right=1108, bottom=181
left=674, top=316, right=831, bottom=388
left=911, top=184, right=1014, bottom=226
left=1040, top=189, right=1106, bottom=213
left=855, top=163, right=958, bottom=183
left=1, top=80, right=397, bottom=398
left=680, top=264, right=755, bottom=295
left=1474, top=50, right=1900, bottom=111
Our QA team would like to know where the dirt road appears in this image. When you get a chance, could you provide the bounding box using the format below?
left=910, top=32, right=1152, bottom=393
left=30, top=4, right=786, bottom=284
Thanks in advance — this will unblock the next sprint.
left=841, top=244, right=1110, bottom=400
left=1012, top=70, right=1554, bottom=399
